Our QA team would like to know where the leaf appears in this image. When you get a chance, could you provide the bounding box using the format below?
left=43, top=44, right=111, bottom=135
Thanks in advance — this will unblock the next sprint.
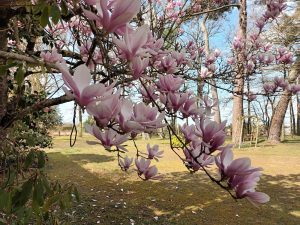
left=15, top=67, right=25, bottom=86
left=61, top=0, right=68, bottom=16
left=40, top=6, right=49, bottom=27
left=12, top=179, right=33, bottom=209
left=24, top=150, right=35, bottom=169
left=33, top=179, right=44, bottom=206
left=51, top=4, right=61, bottom=25
left=0, top=189, right=12, bottom=212
left=37, top=151, right=46, bottom=168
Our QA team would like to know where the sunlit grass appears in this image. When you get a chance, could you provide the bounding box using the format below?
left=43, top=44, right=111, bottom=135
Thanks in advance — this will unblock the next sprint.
left=45, top=134, right=300, bottom=225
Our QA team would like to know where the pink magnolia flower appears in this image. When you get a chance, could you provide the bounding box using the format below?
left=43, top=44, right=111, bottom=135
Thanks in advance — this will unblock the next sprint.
left=247, top=92, right=257, bottom=102
left=85, top=125, right=128, bottom=151
left=194, top=118, right=227, bottom=154
left=135, top=158, right=151, bottom=175
left=57, top=63, right=115, bottom=107
left=119, top=156, right=133, bottom=171
left=131, top=102, right=165, bottom=131
left=86, top=92, right=122, bottom=127
left=156, top=74, right=184, bottom=93
left=158, top=55, right=178, bottom=74
left=200, top=68, right=209, bottom=79
left=113, top=25, right=149, bottom=60
left=287, top=84, right=300, bottom=95
left=118, top=101, right=165, bottom=133
left=144, top=165, right=159, bottom=180
left=83, top=0, right=140, bottom=34
left=163, top=92, right=189, bottom=112
left=215, top=147, right=262, bottom=178
left=180, top=124, right=198, bottom=143
left=130, top=57, right=149, bottom=79
left=179, top=96, right=201, bottom=118
left=147, top=144, right=163, bottom=161
left=140, top=85, right=158, bottom=102
left=41, top=48, right=63, bottom=63
left=263, top=82, right=277, bottom=94
left=187, top=144, right=215, bottom=167
left=274, top=77, right=288, bottom=89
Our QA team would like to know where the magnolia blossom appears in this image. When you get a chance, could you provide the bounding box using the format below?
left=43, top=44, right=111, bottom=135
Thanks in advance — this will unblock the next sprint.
left=199, top=120, right=226, bottom=153
left=215, top=147, right=269, bottom=204
left=113, top=25, right=149, bottom=60
left=147, top=144, right=163, bottom=161
left=86, top=125, right=128, bottom=151
left=83, top=0, right=140, bottom=34
left=119, top=156, right=133, bottom=171
left=41, top=48, right=63, bottom=63
left=57, top=63, right=115, bottom=107
left=118, top=101, right=165, bottom=133
left=179, top=97, right=201, bottom=118
left=86, top=92, right=122, bottom=127
left=156, top=74, right=184, bottom=93
left=130, top=57, right=149, bottom=79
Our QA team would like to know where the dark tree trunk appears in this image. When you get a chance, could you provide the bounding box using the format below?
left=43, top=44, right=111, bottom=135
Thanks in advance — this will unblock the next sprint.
left=232, top=0, right=247, bottom=144
left=297, top=92, right=300, bottom=135
left=268, top=56, right=300, bottom=143
left=0, top=9, right=9, bottom=123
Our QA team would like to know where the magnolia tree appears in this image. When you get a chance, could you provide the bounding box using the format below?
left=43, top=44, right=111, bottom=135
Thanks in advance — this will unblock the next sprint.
left=1, top=0, right=298, bottom=223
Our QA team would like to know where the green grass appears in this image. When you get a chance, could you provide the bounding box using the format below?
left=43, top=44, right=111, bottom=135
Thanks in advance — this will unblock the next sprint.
left=45, top=134, right=300, bottom=225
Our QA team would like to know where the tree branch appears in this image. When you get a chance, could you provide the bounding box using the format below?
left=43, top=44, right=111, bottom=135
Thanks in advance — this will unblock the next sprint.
left=1, top=94, right=74, bottom=128
left=0, top=50, right=59, bottom=69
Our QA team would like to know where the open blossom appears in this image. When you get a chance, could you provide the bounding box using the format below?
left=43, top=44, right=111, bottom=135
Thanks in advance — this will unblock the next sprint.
left=263, top=82, right=277, bottom=94
left=113, top=25, right=149, bottom=60
left=179, top=96, right=201, bottom=118
left=156, top=74, right=184, bottom=93
left=118, top=101, right=165, bottom=133
left=135, top=158, right=159, bottom=180
left=274, top=76, right=288, bottom=89
left=215, top=147, right=269, bottom=204
left=83, top=0, right=140, bottom=34
left=85, top=125, right=128, bottom=151
left=194, top=118, right=227, bottom=154
left=140, top=85, right=158, bottom=102
left=57, top=63, right=115, bottom=107
left=161, top=92, right=189, bottom=112
left=131, top=102, right=165, bottom=131
left=287, top=84, right=300, bottom=95
left=135, top=158, right=151, bottom=174
left=41, top=48, right=63, bottom=63
left=147, top=144, right=163, bottom=161
left=180, top=124, right=198, bottom=143
left=87, top=92, right=122, bottom=127
left=158, top=55, right=178, bottom=74
left=130, top=57, right=149, bottom=79
left=119, top=156, right=133, bottom=171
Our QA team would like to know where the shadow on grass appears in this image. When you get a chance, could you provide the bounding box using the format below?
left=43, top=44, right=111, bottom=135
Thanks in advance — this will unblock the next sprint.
left=46, top=152, right=300, bottom=225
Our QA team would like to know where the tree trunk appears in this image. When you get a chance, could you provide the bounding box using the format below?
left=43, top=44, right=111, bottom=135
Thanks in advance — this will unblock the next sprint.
left=201, top=14, right=221, bottom=124
left=268, top=56, right=300, bottom=143
left=232, top=0, right=247, bottom=144
left=297, top=91, right=300, bottom=135
left=289, top=98, right=296, bottom=135
left=0, top=9, right=9, bottom=123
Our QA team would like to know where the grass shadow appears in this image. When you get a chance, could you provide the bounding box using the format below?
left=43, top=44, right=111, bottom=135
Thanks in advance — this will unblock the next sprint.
left=45, top=152, right=300, bottom=225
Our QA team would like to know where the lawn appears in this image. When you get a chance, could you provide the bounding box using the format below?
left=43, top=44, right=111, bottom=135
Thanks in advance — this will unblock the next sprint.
left=45, top=134, right=300, bottom=225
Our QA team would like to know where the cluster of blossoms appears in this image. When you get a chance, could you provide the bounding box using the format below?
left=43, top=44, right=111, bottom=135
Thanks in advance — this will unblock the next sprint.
left=36, top=0, right=293, bottom=205
left=263, top=77, right=300, bottom=95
